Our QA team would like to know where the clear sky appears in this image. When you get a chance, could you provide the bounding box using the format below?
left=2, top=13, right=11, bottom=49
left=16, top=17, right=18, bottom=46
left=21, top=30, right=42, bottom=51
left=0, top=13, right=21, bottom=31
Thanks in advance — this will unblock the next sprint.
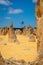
left=0, top=0, right=37, bottom=28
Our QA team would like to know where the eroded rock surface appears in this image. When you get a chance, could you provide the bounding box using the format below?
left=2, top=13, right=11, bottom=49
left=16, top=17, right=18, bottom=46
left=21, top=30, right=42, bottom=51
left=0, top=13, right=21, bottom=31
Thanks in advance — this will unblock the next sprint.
left=15, top=29, right=22, bottom=35
left=23, top=26, right=33, bottom=36
left=8, top=22, right=17, bottom=42
left=34, top=0, right=43, bottom=65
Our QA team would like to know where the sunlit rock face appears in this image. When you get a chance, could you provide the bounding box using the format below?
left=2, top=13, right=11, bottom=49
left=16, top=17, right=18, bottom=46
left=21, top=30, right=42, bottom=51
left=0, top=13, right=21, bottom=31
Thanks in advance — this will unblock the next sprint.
left=8, top=22, right=17, bottom=42
left=15, top=29, right=22, bottom=35
left=23, top=26, right=33, bottom=36
left=35, top=0, right=43, bottom=64
left=36, top=0, right=43, bottom=50
left=40, top=0, right=43, bottom=15
left=36, top=0, right=43, bottom=18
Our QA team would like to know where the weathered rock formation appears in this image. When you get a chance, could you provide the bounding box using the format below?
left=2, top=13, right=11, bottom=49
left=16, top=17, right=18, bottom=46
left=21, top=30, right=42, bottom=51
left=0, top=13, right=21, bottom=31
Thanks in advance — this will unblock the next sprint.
left=34, top=0, right=43, bottom=65
left=29, top=34, right=35, bottom=42
left=0, top=53, right=5, bottom=65
left=8, top=22, right=17, bottom=42
left=15, top=29, right=22, bottom=35
left=33, top=27, right=36, bottom=36
left=5, top=58, right=33, bottom=65
left=23, top=26, right=33, bottom=36
left=0, top=27, right=8, bottom=35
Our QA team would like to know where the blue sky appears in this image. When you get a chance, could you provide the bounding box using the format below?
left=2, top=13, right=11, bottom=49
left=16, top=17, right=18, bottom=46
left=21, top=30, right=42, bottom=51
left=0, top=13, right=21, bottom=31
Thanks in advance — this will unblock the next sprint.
left=0, top=0, right=37, bottom=28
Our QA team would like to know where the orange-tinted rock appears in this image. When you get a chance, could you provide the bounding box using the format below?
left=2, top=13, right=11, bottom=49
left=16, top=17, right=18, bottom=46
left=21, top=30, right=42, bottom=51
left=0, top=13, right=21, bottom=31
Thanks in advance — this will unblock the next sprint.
left=35, top=0, right=43, bottom=64
left=8, top=22, right=17, bottom=42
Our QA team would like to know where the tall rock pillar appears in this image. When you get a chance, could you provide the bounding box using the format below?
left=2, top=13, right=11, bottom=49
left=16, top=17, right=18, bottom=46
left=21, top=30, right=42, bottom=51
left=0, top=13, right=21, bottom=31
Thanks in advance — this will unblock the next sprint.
left=8, top=22, right=17, bottom=42
left=35, top=0, right=43, bottom=64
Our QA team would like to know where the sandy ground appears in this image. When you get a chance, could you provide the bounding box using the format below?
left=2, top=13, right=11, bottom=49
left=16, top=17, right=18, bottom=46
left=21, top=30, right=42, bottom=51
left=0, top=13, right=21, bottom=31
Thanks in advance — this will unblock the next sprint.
left=0, top=34, right=37, bottom=62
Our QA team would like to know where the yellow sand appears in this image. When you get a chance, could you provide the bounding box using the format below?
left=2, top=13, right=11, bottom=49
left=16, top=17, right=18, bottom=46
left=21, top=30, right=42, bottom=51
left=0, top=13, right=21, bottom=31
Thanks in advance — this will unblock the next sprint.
left=0, top=34, right=37, bottom=62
